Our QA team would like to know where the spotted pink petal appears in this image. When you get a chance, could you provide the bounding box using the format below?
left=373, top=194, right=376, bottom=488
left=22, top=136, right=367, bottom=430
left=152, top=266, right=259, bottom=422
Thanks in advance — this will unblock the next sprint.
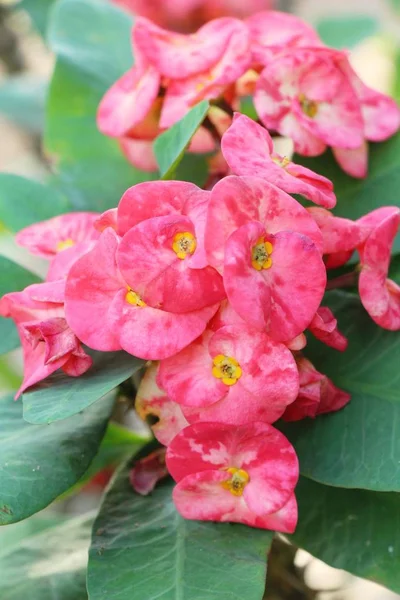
left=223, top=222, right=326, bottom=341
left=309, top=307, right=348, bottom=352
left=117, top=180, right=209, bottom=236
left=246, top=10, right=321, bottom=65
left=332, top=143, right=368, bottom=179
left=221, top=113, right=336, bottom=209
left=172, top=470, right=298, bottom=533
left=134, top=16, right=249, bottom=80
left=357, top=206, right=400, bottom=242
left=167, top=421, right=299, bottom=522
left=307, top=207, right=363, bottom=255
left=324, top=250, right=354, bottom=270
left=359, top=209, right=400, bottom=330
left=97, top=65, right=161, bottom=138
left=117, top=215, right=225, bottom=313
left=160, top=325, right=299, bottom=425
left=317, top=377, right=351, bottom=416
left=16, top=212, right=100, bottom=259
left=205, top=175, right=323, bottom=273
left=136, top=363, right=188, bottom=446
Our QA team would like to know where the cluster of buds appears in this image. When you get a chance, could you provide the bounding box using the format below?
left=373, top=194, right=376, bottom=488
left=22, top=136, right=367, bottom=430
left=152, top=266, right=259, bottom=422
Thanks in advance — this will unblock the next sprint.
left=2, top=113, right=399, bottom=532
left=97, top=10, right=400, bottom=177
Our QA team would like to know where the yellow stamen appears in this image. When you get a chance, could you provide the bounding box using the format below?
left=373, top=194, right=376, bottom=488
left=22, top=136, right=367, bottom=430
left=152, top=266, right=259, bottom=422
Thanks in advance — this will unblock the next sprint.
left=299, top=93, right=318, bottom=118
left=56, top=238, right=75, bottom=252
left=221, top=467, right=250, bottom=496
left=212, top=354, right=242, bottom=386
left=272, top=155, right=291, bottom=168
left=125, top=288, right=146, bottom=307
left=251, top=238, right=273, bottom=271
left=172, top=231, right=197, bottom=260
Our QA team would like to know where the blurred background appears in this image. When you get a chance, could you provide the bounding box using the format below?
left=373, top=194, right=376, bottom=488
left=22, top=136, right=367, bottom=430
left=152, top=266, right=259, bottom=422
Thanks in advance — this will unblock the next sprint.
left=0, top=0, right=399, bottom=598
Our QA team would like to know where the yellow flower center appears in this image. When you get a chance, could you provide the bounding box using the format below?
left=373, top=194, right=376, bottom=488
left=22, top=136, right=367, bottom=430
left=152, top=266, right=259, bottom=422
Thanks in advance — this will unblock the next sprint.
left=299, top=93, right=318, bottom=118
left=221, top=467, right=250, bottom=496
left=212, top=354, right=242, bottom=386
left=172, top=231, right=197, bottom=260
left=272, top=155, right=291, bottom=168
left=125, top=288, right=146, bottom=307
left=56, top=238, right=75, bottom=252
left=251, top=238, right=273, bottom=271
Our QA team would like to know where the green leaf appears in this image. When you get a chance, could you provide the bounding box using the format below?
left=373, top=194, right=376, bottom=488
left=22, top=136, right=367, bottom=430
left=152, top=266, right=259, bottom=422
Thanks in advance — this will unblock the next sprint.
left=19, top=0, right=58, bottom=38
left=0, top=76, right=47, bottom=134
left=46, top=0, right=157, bottom=212
left=294, top=133, right=400, bottom=253
left=280, top=290, right=400, bottom=491
left=0, top=392, right=114, bottom=524
left=0, top=174, right=70, bottom=232
left=292, top=478, right=400, bottom=594
left=316, top=15, right=378, bottom=49
left=0, top=256, right=41, bottom=356
left=23, top=350, right=143, bottom=424
left=87, top=463, right=273, bottom=600
left=0, top=511, right=93, bottom=599
left=154, top=100, right=210, bottom=178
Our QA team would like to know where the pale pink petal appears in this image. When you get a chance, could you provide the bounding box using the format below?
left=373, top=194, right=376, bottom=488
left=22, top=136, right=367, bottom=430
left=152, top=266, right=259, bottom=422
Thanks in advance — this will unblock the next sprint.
left=136, top=363, right=189, bottom=445
left=120, top=138, right=159, bottom=172
left=332, top=143, right=368, bottom=179
left=223, top=222, right=326, bottom=341
left=16, top=213, right=100, bottom=259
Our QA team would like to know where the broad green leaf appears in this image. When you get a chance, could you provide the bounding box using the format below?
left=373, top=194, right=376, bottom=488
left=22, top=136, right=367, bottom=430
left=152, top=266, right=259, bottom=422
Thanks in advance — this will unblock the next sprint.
left=316, top=16, right=378, bottom=49
left=87, top=463, right=273, bottom=600
left=23, top=350, right=143, bottom=424
left=295, top=133, right=400, bottom=253
left=19, top=0, right=58, bottom=38
left=0, top=256, right=41, bottom=356
left=154, top=100, right=210, bottom=178
left=292, top=478, right=400, bottom=593
left=0, top=511, right=93, bottom=599
left=281, top=290, right=400, bottom=491
left=71, top=422, right=150, bottom=492
left=0, top=392, right=114, bottom=524
left=0, top=76, right=47, bottom=133
left=0, top=174, right=70, bottom=232
left=46, top=0, right=157, bottom=211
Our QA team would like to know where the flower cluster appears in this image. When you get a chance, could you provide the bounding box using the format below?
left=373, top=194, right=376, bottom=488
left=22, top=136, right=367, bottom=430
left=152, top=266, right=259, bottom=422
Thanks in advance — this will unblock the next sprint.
left=3, top=113, right=399, bottom=533
left=98, top=10, right=400, bottom=177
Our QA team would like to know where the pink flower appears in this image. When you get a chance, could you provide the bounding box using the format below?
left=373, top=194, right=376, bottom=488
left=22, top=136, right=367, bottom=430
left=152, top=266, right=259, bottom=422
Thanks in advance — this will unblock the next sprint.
left=166, top=421, right=299, bottom=532
left=136, top=363, right=189, bottom=445
left=16, top=212, right=100, bottom=259
left=247, top=10, right=322, bottom=65
left=282, top=357, right=350, bottom=421
left=0, top=283, right=92, bottom=398
left=358, top=207, right=400, bottom=330
left=205, top=175, right=326, bottom=341
left=64, top=228, right=219, bottom=360
left=221, top=113, right=336, bottom=208
left=307, top=207, right=363, bottom=256
left=254, top=47, right=400, bottom=176
left=158, top=323, right=299, bottom=425
left=308, top=307, right=348, bottom=352
left=130, top=449, right=168, bottom=496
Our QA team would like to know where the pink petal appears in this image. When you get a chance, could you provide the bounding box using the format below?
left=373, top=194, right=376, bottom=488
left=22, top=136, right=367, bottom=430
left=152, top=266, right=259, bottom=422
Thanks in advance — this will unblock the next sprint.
left=136, top=363, right=188, bottom=445
left=317, top=377, right=351, bottom=416
left=16, top=212, right=100, bottom=259
left=94, top=209, right=118, bottom=233
left=309, top=307, right=348, bottom=352
left=307, top=207, right=363, bottom=255
left=223, top=222, right=326, bottom=341
left=117, top=180, right=209, bottom=236
left=97, top=65, right=161, bottom=138
left=117, top=215, right=225, bottom=313
left=332, top=143, right=368, bottom=179
left=47, top=241, right=96, bottom=281
left=130, top=449, right=168, bottom=496
left=62, top=346, right=93, bottom=377
left=120, top=138, right=159, bottom=172
left=205, top=175, right=323, bottom=273
left=134, top=16, right=249, bottom=80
